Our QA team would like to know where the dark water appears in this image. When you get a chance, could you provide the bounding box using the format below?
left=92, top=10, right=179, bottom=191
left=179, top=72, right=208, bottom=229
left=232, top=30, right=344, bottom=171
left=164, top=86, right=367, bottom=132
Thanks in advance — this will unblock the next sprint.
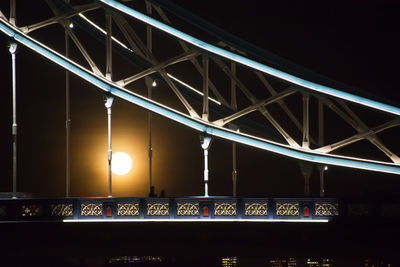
left=1, top=221, right=399, bottom=266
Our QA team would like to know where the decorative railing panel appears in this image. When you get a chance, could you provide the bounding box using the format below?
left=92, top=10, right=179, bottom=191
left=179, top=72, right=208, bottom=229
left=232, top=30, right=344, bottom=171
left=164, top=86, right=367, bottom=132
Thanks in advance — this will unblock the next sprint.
left=81, top=203, right=102, bottom=216
left=117, top=203, right=139, bottom=216
left=51, top=204, right=73, bottom=217
left=147, top=203, right=169, bottom=216
left=245, top=202, right=268, bottom=216
left=0, top=197, right=342, bottom=222
left=276, top=203, right=299, bottom=216
left=214, top=203, right=236, bottom=216
left=315, top=203, right=339, bottom=216
left=21, top=205, right=41, bottom=217
left=177, top=203, right=199, bottom=216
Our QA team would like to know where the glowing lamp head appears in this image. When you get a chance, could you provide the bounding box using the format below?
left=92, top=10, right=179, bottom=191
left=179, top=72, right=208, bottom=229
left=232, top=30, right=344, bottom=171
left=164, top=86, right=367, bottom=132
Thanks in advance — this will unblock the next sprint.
left=111, top=152, right=132, bottom=175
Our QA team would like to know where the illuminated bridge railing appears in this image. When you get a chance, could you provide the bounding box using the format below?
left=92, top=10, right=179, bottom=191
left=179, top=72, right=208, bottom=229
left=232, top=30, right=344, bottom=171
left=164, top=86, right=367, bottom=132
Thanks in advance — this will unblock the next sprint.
left=0, top=197, right=339, bottom=222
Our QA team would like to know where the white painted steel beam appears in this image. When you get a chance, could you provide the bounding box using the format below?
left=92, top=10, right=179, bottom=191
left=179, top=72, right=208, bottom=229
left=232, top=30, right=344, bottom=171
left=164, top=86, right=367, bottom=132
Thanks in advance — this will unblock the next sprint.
left=214, top=88, right=296, bottom=126
left=2, top=18, right=400, bottom=175
left=99, top=0, right=400, bottom=117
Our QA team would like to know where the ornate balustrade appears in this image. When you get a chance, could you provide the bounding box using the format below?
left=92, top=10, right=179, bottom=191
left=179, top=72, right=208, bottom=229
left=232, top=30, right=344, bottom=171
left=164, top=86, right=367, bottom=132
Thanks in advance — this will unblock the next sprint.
left=0, top=197, right=341, bottom=222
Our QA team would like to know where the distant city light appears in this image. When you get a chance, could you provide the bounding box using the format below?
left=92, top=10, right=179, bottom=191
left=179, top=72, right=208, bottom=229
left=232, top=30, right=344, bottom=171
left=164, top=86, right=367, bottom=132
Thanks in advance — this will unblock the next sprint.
left=324, top=165, right=328, bottom=171
left=152, top=80, right=157, bottom=87
left=112, top=152, right=132, bottom=175
left=69, top=23, right=74, bottom=29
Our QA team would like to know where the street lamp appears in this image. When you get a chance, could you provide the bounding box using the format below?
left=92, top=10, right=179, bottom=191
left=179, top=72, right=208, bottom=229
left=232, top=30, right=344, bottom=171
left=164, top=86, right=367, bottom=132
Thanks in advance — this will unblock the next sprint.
left=200, top=134, right=212, bottom=197
left=104, top=95, right=114, bottom=197
left=9, top=42, right=18, bottom=199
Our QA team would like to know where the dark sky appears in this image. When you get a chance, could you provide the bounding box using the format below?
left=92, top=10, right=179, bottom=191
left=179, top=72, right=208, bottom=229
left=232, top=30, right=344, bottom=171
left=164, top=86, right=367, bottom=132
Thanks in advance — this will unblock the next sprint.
left=1, top=0, right=400, bottom=199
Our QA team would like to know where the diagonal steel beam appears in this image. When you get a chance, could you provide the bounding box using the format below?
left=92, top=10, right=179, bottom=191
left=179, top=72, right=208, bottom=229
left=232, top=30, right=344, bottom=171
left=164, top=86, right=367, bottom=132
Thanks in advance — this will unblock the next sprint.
left=152, top=4, right=229, bottom=107
left=159, top=69, right=200, bottom=118
left=116, top=51, right=197, bottom=86
left=111, top=13, right=146, bottom=59
left=4, top=18, right=400, bottom=174
left=111, top=12, right=200, bottom=118
left=46, top=0, right=103, bottom=76
left=63, top=24, right=103, bottom=76
left=213, top=88, right=296, bottom=126
left=319, top=96, right=358, bottom=129
left=315, top=119, right=400, bottom=153
left=20, top=3, right=99, bottom=33
left=101, top=0, right=400, bottom=117
left=213, top=44, right=316, bottom=145
left=337, top=100, right=400, bottom=163
left=112, top=12, right=153, bottom=62
left=213, top=58, right=300, bottom=147
left=255, top=72, right=317, bottom=144
left=317, top=96, right=400, bottom=162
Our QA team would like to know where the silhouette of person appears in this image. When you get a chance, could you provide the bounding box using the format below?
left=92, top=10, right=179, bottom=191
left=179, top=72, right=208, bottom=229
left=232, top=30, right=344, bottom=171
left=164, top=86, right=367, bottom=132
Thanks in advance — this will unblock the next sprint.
left=149, top=186, right=157, bottom=197
left=160, top=190, right=165, bottom=198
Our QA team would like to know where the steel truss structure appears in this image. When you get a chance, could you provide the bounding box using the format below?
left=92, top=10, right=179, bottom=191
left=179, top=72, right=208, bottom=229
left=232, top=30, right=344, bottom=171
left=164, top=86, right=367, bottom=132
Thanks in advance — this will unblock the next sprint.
left=1, top=0, right=400, bottom=180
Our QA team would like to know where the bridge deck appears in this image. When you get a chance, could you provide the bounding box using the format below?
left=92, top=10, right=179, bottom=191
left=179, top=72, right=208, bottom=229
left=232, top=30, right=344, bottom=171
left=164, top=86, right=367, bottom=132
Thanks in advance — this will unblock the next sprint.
left=0, top=197, right=338, bottom=223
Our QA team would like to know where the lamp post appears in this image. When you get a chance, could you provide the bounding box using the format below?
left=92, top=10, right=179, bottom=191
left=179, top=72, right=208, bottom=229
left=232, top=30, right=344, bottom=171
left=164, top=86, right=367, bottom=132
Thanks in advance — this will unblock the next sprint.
left=9, top=42, right=18, bottom=199
left=200, top=134, right=212, bottom=197
left=104, top=96, right=114, bottom=197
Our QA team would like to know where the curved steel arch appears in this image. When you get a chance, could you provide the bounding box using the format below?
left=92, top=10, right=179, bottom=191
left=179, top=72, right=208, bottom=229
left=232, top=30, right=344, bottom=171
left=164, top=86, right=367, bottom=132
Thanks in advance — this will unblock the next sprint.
left=100, top=0, right=400, bottom=117
left=1, top=17, right=400, bottom=175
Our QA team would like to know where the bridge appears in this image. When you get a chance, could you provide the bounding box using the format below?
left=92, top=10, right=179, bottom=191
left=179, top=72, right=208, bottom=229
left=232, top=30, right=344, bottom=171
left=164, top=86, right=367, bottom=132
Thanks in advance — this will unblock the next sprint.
left=1, top=0, right=400, bottom=225
left=1, top=197, right=336, bottom=223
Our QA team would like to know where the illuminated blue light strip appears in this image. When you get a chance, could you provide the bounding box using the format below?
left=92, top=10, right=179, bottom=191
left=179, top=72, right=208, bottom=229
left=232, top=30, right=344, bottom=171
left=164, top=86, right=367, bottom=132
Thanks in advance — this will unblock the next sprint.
left=76, top=13, right=221, bottom=105
left=63, top=219, right=329, bottom=223
left=207, top=128, right=400, bottom=174
left=100, top=0, right=400, bottom=117
left=0, top=19, right=205, bottom=133
left=1, top=19, right=400, bottom=175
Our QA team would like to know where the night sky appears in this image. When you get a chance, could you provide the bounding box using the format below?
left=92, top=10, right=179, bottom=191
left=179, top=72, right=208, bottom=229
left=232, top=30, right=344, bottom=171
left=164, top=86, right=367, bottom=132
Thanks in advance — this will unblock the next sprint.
left=1, top=0, right=400, bottom=199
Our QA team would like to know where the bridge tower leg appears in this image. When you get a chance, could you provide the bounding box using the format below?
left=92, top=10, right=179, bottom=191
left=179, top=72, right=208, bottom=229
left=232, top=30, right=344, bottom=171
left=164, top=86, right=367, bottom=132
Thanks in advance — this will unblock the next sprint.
left=200, top=135, right=212, bottom=197
left=9, top=42, right=18, bottom=198
left=105, top=96, right=114, bottom=197
left=299, top=163, right=313, bottom=197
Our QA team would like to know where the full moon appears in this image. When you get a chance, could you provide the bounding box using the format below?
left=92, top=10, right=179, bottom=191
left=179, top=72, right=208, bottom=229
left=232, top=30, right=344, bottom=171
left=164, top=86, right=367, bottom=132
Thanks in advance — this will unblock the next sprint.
left=112, top=152, right=132, bottom=175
